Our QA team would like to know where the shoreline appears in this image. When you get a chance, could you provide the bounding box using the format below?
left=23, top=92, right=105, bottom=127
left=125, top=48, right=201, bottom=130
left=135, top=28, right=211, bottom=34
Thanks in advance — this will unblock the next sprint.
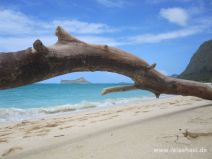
left=0, top=94, right=171, bottom=124
left=0, top=96, right=212, bottom=158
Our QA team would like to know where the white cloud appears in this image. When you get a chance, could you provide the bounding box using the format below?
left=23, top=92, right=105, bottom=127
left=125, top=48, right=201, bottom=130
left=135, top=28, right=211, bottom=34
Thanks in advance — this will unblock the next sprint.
left=0, top=27, right=203, bottom=52
left=0, top=35, right=124, bottom=52
left=0, top=27, right=201, bottom=52
left=0, top=8, right=124, bottom=51
left=0, top=9, right=117, bottom=36
left=160, top=7, right=189, bottom=26
left=126, top=27, right=201, bottom=44
left=96, top=0, right=129, bottom=8
left=79, top=36, right=124, bottom=46
left=0, top=36, right=56, bottom=52
left=52, top=20, right=117, bottom=34
left=0, top=9, right=36, bottom=35
left=0, top=8, right=210, bottom=52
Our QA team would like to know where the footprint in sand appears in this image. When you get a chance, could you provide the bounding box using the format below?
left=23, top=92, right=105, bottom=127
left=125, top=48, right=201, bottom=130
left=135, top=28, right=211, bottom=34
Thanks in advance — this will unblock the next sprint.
left=45, top=123, right=58, bottom=128
left=35, top=129, right=50, bottom=136
left=99, top=118, right=109, bottom=122
left=22, top=135, right=31, bottom=138
left=30, top=123, right=57, bottom=131
left=102, top=113, right=112, bottom=116
left=90, top=120, right=97, bottom=123
left=98, top=115, right=120, bottom=121
left=142, top=110, right=151, bottom=112
left=116, top=110, right=123, bottom=113
left=2, top=147, right=23, bottom=157
left=37, top=129, right=50, bottom=133
left=78, top=118, right=88, bottom=121
left=134, top=111, right=141, bottom=114
left=59, top=125, right=73, bottom=130
left=23, top=130, right=50, bottom=138
left=160, top=107, right=168, bottom=109
left=54, top=134, right=64, bottom=137
left=0, top=138, right=8, bottom=143
left=111, top=115, right=119, bottom=118
left=55, top=120, right=65, bottom=124
left=26, top=125, right=42, bottom=133
left=169, top=102, right=176, bottom=105
left=134, top=110, right=151, bottom=115
left=0, top=130, right=10, bottom=133
left=0, top=132, right=12, bottom=137
left=25, top=123, right=57, bottom=135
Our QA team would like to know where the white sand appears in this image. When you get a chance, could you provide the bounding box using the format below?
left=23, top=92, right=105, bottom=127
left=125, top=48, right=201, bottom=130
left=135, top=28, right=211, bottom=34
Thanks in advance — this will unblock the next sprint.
left=0, top=96, right=212, bottom=159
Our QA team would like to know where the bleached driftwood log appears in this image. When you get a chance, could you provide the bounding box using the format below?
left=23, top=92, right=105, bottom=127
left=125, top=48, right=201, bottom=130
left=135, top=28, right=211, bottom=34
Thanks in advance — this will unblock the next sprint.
left=0, top=26, right=212, bottom=100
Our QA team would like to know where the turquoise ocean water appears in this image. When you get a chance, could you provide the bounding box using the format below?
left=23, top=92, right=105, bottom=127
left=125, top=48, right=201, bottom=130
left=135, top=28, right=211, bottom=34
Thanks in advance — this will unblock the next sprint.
left=0, top=84, right=154, bottom=122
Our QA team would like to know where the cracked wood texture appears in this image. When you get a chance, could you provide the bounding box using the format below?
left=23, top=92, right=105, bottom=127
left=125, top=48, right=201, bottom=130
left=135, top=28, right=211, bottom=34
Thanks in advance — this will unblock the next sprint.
left=0, top=26, right=212, bottom=100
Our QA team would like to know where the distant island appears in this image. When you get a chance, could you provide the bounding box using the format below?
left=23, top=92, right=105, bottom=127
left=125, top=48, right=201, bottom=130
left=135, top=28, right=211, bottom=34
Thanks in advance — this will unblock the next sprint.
left=61, top=77, right=91, bottom=84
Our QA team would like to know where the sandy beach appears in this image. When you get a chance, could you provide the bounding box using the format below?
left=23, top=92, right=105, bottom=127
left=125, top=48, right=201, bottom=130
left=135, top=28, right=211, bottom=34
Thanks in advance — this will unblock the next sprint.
left=0, top=95, right=212, bottom=159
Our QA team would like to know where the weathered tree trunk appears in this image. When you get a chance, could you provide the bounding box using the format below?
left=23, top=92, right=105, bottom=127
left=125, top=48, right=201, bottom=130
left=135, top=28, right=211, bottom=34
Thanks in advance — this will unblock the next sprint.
left=0, top=26, right=212, bottom=100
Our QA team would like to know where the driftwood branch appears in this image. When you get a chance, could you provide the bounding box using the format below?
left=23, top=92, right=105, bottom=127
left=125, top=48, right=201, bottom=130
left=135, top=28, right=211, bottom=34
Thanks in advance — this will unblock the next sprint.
left=101, top=85, right=139, bottom=95
left=0, top=26, right=212, bottom=100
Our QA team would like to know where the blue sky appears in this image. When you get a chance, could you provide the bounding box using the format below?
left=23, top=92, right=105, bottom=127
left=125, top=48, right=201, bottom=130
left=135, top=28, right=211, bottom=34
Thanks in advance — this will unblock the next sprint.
left=0, top=0, right=212, bottom=83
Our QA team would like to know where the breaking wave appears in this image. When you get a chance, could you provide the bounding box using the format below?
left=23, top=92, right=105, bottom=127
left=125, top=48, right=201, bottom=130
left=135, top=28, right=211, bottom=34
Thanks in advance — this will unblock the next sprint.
left=0, top=95, right=164, bottom=123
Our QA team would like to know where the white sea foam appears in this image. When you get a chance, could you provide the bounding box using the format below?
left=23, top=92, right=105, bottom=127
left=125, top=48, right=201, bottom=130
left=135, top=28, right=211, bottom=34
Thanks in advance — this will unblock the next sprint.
left=0, top=95, right=170, bottom=123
